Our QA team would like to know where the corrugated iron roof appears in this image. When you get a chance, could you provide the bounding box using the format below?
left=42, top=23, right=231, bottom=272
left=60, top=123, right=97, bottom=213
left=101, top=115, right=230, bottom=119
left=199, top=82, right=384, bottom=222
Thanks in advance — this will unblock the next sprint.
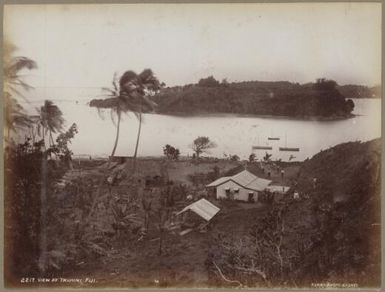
left=245, top=176, right=272, bottom=191
left=232, top=170, right=257, bottom=186
left=206, top=176, right=231, bottom=187
left=206, top=170, right=273, bottom=191
left=177, top=198, right=220, bottom=221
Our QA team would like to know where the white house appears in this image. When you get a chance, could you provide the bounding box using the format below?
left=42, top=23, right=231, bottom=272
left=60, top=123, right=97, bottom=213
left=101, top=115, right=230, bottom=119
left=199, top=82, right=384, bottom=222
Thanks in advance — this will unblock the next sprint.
left=206, top=169, right=273, bottom=202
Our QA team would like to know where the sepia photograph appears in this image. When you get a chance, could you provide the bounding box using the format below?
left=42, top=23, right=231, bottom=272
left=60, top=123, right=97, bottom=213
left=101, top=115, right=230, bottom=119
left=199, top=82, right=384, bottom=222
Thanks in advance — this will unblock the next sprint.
left=3, top=2, right=382, bottom=289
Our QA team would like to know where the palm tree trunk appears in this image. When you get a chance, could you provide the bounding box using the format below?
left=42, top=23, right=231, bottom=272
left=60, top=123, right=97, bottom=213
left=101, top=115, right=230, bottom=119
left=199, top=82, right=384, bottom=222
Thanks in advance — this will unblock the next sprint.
left=39, top=127, right=48, bottom=273
left=86, top=109, right=121, bottom=222
left=132, top=110, right=142, bottom=174
left=110, top=110, right=121, bottom=162
left=49, top=130, right=54, bottom=147
left=31, top=126, right=36, bottom=144
left=43, top=127, right=48, bottom=148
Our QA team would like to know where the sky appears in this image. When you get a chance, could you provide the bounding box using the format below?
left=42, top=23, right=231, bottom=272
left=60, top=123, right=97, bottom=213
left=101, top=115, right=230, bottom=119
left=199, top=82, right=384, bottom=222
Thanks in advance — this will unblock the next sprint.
left=4, top=3, right=382, bottom=96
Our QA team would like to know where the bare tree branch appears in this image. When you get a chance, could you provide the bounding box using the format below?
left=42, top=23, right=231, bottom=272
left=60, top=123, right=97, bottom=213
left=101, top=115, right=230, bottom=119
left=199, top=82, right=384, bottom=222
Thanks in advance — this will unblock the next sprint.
left=212, top=261, right=243, bottom=288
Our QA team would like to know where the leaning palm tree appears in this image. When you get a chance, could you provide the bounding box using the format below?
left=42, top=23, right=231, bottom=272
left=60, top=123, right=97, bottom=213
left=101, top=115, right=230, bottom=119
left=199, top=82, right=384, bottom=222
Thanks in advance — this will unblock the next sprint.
left=89, top=72, right=134, bottom=165
left=90, top=69, right=160, bottom=167
left=123, top=69, right=162, bottom=172
left=38, top=100, right=65, bottom=147
left=4, top=42, right=37, bottom=100
left=35, top=100, right=64, bottom=273
left=4, top=56, right=37, bottom=99
left=87, top=69, right=161, bottom=220
left=3, top=42, right=37, bottom=141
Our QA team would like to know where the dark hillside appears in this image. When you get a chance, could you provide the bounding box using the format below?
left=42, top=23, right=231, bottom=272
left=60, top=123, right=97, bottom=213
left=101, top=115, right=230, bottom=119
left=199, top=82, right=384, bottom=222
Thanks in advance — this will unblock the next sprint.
left=208, top=139, right=381, bottom=288
left=291, top=139, right=381, bottom=286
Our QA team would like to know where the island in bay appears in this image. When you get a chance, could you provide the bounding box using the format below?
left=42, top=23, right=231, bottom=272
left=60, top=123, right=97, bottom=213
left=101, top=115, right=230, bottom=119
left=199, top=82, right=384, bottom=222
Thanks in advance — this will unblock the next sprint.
left=152, top=76, right=380, bottom=120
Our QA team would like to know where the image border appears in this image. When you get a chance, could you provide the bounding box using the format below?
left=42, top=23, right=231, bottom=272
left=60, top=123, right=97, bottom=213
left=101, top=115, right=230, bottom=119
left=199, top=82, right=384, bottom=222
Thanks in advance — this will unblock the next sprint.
left=0, top=1, right=383, bottom=291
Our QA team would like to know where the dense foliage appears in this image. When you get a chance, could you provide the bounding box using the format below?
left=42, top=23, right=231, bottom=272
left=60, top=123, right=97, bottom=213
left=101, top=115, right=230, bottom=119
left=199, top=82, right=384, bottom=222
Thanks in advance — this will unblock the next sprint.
left=190, top=136, right=217, bottom=158
left=207, top=139, right=381, bottom=288
left=152, top=78, right=356, bottom=119
left=48, top=123, right=78, bottom=167
left=4, top=139, right=66, bottom=283
left=163, top=144, right=180, bottom=160
left=198, top=76, right=220, bottom=87
left=338, top=84, right=381, bottom=99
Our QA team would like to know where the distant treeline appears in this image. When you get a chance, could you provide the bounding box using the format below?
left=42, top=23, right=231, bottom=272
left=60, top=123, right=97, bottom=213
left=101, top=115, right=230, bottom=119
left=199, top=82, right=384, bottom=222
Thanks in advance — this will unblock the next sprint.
left=151, top=77, right=375, bottom=119
left=338, top=84, right=381, bottom=99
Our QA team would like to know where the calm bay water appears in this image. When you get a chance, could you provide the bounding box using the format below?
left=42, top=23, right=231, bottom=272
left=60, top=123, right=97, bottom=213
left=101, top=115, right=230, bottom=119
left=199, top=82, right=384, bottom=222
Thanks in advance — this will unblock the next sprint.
left=58, top=98, right=381, bottom=161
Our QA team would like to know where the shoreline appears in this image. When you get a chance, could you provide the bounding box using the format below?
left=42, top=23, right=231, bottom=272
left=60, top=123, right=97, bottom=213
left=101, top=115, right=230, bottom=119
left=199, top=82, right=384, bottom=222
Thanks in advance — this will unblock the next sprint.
left=72, top=155, right=305, bottom=164
left=152, top=111, right=356, bottom=121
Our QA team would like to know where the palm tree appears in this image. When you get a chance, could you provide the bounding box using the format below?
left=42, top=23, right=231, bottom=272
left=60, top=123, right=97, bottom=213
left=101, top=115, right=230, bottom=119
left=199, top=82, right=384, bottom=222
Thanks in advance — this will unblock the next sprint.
left=4, top=42, right=37, bottom=99
left=39, top=100, right=65, bottom=147
left=89, top=73, right=133, bottom=165
left=127, top=69, right=162, bottom=172
left=3, top=42, right=37, bottom=141
left=87, top=69, right=161, bottom=220
left=90, top=69, right=160, bottom=168
left=35, top=100, right=64, bottom=273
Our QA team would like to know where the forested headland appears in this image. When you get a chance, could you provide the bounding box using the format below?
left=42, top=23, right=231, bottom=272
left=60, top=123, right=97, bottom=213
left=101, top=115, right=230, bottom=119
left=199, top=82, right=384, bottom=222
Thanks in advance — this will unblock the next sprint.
left=151, top=77, right=375, bottom=119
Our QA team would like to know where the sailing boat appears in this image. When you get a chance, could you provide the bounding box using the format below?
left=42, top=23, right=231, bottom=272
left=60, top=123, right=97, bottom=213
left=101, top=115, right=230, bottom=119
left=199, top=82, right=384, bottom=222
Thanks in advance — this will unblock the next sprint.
left=279, top=134, right=300, bottom=152
left=252, top=134, right=272, bottom=150
left=268, top=129, right=280, bottom=140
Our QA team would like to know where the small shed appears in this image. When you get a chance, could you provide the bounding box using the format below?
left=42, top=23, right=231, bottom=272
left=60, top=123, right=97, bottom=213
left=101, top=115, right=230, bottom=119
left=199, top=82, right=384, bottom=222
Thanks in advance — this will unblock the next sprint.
left=175, top=198, right=220, bottom=234
left=177, top=198, right=220, bottom=221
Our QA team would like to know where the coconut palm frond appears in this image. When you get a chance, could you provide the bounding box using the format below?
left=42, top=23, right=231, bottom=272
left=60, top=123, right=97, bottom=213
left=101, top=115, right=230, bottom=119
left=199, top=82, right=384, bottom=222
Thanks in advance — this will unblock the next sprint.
left=3, top=45, right=37, bottom=108
left=4, top=57, right=37, bottom=102
left=4, top=57, right=37, bottom=78
left=118, top=97, right=141, bottom=112
left=101, top=87, right=117, bottom=95
left=124, top=109, right=141, bottom=120
left=4, top=96, right=33, bottom=133
left=8, top=79, right=34, bottom=90
left=92, top=69, right=160, bottom=116
left=39, top=100, right=65, bottom=135
left=139, top=68, right=161, bottom=91
left=7, top=86, right=29, bottom=101
left=119, top=70, right=137, bottom=89
left=96, top=108, right=106, bottom=120
left=138, top=68, right=154, bottom=82
left=141, top=95, right=158, bottom=110
left=13, top=113, right=32, bottom=124
left=5, top=95, right=24, bottom=112
left=48, top=116, right=65, bottom=133
left=11, top=116, right=31, bottom=129
left=111, top=72, right=121, bottom=92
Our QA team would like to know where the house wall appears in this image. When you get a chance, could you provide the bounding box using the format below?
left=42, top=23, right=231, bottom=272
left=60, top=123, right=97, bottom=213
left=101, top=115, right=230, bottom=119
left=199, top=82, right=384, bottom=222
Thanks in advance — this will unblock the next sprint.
left=216, top=180, right=258, bottom=202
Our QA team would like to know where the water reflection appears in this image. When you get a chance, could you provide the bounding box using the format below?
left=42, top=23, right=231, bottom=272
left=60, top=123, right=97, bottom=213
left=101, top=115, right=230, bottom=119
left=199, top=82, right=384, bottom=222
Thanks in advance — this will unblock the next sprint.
left=60, top=98, right=381, bottom=161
